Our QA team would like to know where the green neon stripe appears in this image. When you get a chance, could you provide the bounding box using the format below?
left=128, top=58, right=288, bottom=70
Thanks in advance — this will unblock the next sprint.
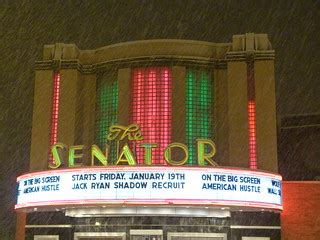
left=186, top=69, right=214, bottom=165
left=95, top=74, right=118, bottom=163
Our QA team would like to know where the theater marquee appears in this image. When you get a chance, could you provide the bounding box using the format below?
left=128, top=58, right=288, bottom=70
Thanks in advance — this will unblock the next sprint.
left=15, top=166, right=282, bottom=211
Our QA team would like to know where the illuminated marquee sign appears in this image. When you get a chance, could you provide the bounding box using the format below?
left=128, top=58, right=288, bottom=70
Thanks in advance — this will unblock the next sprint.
left=49, top=124, right=218, bottom=168
left=15, top=166, right=282, bottom=211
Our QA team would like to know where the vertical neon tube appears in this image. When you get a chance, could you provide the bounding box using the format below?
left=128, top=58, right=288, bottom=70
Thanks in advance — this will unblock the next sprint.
left=186, top=70, right=195, bottom=165
left=95, top=74, right=118, bottom=163
left=131, top=69, right=144, bottom=163
left=247, top=61, right=258, bottom=169
left=131, top=67, right=172, bottom=165
left=161, top=68, right=171, bottom=164
left=49, top=72, right=61, bottom=165
left=186, top=69, right=213, bottom=165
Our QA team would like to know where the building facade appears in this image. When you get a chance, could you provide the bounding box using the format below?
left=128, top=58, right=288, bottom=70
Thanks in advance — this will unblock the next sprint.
left=16, top=33, right=283, bottom=240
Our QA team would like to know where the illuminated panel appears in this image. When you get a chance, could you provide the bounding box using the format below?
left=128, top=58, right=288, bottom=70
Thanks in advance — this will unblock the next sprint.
left=248, top=101, right=257, bottom=169
left=95, top=73, right=118, bottom=163
left=15, top=166, right=282, bottom=211
left=131, top=67, right=172, bottom=164
left=247, top=62, right=257, bottom=169
left=49, top=72, right=61, bottom=165
left=186, top=69, right=213, bottom=165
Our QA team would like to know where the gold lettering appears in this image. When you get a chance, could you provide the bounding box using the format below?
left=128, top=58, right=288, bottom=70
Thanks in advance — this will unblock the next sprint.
left=164, top=143, right=188, bottom=165
left=107, top=124, right=143, bottom=141
left=197, top=139, right=218, bottom=166
left=48, top=137, right=218, bottom=168
left=115, top=144, right=137, bottom=165
left=49, top=143, right=67, bottom=169
left=140, top=143, right=157, bottom=165
left=69, top=145, right=84, bottom=167
left=91, top=144, right=109, bottom=166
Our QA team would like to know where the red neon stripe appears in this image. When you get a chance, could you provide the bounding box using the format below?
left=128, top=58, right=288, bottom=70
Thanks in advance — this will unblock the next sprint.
left=131, top=67, right=172, bottom=164
left=247, top=62, right=257, bottom=169
left=248, top=100, right=257, bottom=169
left=49, top=72, right=61, bottom=165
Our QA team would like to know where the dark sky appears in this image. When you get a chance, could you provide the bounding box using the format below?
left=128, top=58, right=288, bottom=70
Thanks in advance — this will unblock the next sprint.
left=0, top=0, right=319, bottom=237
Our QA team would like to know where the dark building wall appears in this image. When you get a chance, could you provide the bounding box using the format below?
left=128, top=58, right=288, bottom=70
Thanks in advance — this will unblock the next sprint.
left=278, top=114, right=320, bottom=180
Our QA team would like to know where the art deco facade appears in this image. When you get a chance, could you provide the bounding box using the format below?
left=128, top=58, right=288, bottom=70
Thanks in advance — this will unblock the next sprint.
left=17, top=33, right=283, bottom=240
left=31, top=33, right=277, bottom=172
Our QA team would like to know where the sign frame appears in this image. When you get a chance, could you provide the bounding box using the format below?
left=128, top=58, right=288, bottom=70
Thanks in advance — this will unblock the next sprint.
left=15, top=166, right=282, bottom=212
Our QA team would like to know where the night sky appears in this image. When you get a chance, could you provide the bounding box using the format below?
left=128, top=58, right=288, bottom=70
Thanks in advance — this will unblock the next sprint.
left=0, top=1, right=319, bottom=238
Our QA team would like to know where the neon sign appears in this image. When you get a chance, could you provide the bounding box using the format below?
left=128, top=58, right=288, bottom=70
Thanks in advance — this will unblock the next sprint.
left=49, top=124, right=218, bottom=169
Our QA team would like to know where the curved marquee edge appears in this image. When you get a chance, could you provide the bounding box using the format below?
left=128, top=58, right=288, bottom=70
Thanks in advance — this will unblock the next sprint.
left=15, top=199, right=283, bottom=211
left=15, top=166, right=282, bottom=212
